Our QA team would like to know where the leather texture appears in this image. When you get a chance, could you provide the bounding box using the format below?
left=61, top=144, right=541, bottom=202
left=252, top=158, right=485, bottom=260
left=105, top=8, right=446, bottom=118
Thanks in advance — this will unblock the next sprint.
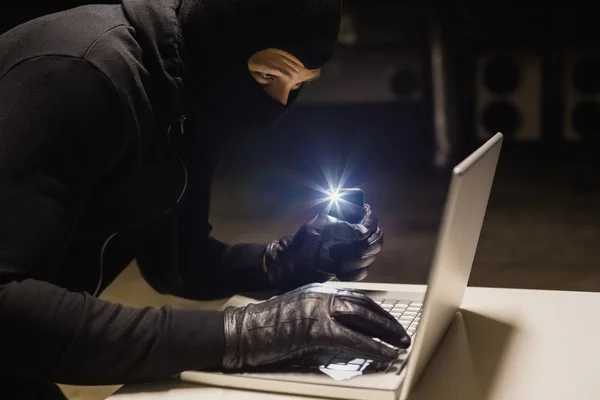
left=222, top=283, right=410, bottom=370
left=264, top=204, right=383, bottom=290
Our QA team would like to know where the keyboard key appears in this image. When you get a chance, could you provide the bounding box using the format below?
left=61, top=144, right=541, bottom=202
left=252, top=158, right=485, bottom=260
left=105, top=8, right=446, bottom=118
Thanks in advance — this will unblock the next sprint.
left=334, top=355, right=357, bottom=364
left=381, top=299, right=397, bottom=306
left=362, top=361, right=385, bottom=373
left=325, top=363, right=362, bottom=372
left=348, top=358, right=366, bottom=365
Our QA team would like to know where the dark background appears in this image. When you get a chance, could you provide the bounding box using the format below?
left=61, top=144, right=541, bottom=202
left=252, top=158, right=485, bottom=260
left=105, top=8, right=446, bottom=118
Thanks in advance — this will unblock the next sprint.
left=2, top=1, right=600, bottom=291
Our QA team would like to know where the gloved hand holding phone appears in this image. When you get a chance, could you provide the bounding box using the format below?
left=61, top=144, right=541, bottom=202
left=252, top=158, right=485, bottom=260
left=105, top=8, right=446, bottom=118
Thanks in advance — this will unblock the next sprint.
left=263, top=189, right=382, bottom=291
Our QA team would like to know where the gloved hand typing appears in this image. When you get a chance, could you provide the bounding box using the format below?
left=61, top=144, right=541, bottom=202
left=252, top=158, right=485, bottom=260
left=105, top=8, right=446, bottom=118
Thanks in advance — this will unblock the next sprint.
left=222, top=283, right=410, bottom=370
left=264, top=204, right=383, bottom=290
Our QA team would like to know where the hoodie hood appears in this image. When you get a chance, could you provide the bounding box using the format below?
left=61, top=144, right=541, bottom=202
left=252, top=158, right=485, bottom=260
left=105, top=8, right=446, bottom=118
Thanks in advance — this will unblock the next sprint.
left=122, top=0, right=186, bottom=123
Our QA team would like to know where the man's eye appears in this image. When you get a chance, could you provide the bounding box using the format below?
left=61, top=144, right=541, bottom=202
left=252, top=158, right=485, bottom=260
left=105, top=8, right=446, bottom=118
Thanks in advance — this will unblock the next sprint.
left=259, top=72, right=275, bottom=80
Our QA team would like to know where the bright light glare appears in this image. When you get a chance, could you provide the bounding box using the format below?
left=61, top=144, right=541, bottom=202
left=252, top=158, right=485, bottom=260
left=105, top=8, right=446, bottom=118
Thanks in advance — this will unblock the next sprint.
left=328, top=190, right=341, bottom=203
left=322, top=188, right=352, bottom=219
left=285, top=150, right=363, bottom=220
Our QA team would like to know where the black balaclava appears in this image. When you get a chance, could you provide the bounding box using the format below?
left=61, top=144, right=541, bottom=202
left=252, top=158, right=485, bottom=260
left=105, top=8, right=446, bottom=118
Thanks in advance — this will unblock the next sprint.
left=177, top=0, right=342, bottom=132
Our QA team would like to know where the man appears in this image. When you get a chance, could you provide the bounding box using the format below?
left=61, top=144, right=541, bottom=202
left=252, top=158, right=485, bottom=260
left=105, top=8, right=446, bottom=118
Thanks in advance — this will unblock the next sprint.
left=0, top=0, right=410, bottom=397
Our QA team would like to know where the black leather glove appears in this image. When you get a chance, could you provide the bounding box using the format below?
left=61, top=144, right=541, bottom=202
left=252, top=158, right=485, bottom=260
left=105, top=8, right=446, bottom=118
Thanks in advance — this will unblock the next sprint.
left=222, top=283, right=410, bottom=370
left=264, top=204, right=383, bottom=290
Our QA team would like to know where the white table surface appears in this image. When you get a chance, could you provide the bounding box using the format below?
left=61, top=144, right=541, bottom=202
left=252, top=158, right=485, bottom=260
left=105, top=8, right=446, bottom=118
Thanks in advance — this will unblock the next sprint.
left=107, top=282, right=600, bottom=400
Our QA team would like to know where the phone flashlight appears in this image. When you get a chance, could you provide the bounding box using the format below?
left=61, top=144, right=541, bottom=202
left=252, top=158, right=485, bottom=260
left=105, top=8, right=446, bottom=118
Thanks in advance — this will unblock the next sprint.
left=326, top=188, right=365, bottom=224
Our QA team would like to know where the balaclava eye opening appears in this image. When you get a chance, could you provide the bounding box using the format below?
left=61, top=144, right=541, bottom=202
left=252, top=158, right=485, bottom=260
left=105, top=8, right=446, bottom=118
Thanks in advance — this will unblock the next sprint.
left=177, top=0, right=342, bottom=132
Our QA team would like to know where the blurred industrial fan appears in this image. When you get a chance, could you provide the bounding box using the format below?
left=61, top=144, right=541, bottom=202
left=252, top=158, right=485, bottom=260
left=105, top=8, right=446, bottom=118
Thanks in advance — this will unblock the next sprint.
left=475, top=54, right=542, bottom=141
left=564, top=52, right=600, bottom=142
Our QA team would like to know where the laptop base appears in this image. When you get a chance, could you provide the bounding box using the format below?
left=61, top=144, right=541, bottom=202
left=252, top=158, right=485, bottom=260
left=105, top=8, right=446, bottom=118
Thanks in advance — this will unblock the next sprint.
left=181, top=291, right=425, bottom=400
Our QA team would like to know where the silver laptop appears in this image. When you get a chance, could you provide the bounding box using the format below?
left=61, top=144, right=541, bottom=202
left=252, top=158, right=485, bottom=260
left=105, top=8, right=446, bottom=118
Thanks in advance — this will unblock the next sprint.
left=181, top=132, right=504, bottom=400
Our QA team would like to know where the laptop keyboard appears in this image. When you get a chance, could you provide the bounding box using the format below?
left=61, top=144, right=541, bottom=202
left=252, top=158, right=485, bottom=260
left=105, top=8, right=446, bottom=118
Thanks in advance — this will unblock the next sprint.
left=291, top=299, right=423, bottom=377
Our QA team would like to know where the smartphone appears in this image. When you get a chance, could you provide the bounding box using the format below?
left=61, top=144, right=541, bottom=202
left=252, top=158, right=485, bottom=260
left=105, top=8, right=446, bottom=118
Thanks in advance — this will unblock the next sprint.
left=328, top=188, right=365, bottom=224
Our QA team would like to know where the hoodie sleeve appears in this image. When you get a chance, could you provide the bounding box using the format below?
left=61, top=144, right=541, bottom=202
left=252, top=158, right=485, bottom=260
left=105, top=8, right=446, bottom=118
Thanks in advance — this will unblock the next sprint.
left=137, top=210, right=276, bottom=300
left=136, top=126, right=276, bottom=300
left=0, top=56, right=224, bottom=385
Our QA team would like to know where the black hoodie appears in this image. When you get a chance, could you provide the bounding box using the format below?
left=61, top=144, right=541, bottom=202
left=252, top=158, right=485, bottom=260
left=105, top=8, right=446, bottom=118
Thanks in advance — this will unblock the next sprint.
left=0, top=0, right=283, bottom=395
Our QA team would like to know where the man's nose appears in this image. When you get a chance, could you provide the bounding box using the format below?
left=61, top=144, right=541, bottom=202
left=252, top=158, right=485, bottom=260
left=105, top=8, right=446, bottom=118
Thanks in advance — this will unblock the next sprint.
left=272, top=89, right=290, bottom=105
left=271, top=83, right=295, bottom=105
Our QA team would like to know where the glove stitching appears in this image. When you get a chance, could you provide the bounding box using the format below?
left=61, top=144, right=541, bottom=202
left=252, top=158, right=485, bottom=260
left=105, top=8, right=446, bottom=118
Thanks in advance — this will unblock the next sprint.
left=245, top=295, right=325, bottom=316
left=246, top=317, right=319, bottom=332
left=328, top=291, right=336, bottom=316
left=335, top=294, right=371, bottom=306
left=337, top=295, right=397, bottom=323
left=238, top=308, right=248, bottom=368
left=258, top=345, right=314, bottom=365
left=223, top=307, right=242, bottom=369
